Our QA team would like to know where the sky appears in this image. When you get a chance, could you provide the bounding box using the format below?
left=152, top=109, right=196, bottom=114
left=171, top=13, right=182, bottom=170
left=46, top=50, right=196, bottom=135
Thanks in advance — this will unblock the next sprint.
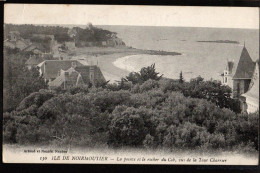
left=4, top=4, right=259, bottom=29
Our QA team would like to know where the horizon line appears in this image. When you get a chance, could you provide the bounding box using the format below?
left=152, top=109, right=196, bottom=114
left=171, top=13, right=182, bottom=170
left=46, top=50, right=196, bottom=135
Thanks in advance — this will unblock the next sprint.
left=4, top=23, right=259, bottom=30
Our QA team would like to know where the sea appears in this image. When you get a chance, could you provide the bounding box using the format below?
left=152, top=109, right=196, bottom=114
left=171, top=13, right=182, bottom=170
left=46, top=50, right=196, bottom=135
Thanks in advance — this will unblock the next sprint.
left=99, top=25, right=259, bottom=81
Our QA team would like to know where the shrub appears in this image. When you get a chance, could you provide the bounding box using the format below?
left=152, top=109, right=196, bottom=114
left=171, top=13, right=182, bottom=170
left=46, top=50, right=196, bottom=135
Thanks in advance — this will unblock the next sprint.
left=143, top=134, right=155, bottom=149
left=109, top=106, right=158, bottom=147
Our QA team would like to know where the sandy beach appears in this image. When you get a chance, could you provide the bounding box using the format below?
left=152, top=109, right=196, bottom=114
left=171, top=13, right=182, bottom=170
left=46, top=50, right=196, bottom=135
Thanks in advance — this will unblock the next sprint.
left=97, top=52, right=136, bottom=82
left=71, top=46, right=183, bottom=83
left=73, top=47, right=141, bottom=82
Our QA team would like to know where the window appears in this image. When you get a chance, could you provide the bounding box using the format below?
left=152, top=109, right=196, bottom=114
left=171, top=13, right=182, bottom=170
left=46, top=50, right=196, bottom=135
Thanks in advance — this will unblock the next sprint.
left=225, top=77, right=227, bottom=83
left=237, top=82, right=240, bottom=95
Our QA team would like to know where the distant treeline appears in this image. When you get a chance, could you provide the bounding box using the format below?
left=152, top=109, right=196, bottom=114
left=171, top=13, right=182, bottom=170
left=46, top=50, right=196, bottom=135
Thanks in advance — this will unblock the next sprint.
left=4, top=24, right=70, bottom=42
left=4, top=24, right=117, bottom=43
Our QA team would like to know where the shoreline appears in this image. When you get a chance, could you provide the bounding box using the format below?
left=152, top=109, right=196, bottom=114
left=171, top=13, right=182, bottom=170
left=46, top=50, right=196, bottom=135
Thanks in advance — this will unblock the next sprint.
left=74, top=47, right=182, bottom=83
left=93, top=52, right=139, bottom=83
left=112, top=54, right=139, bottom=73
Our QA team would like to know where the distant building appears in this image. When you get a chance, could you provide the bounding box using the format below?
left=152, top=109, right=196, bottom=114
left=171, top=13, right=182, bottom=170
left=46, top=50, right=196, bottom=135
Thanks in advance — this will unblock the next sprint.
left=4, top=31, right=31, bottom=50
left=25, top=55, right=45, bottom=70
left=64, top=41, right=76, bottom=51
left=101, top=41, right=107, bottom=46
left=25, top=53, right=53, bottom=70
left=22, top=43, right=44, bottom=54
left=31, top=34, right=55, bottom=40
left=222, top=60, right=236, bottom=89
left=106, top=37, right=125, bottom=47
left=68, top=28, right=77, bottom=38
left=52, top=42, right=63, bottom=59
left=37, top=60, right=84, bottom=82
left=86, top=23, right=94, bottom=30
left=222, top=45, right=259, bottom=113
left=8, top=31, right=21, bottom=41
left=85, top=41, right=95, bottom=47
left=31, top=34, right=56, bottom=53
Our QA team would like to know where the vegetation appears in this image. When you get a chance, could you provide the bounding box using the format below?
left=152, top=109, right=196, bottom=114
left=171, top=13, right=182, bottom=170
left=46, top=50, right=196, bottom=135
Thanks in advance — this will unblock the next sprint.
left=4, top=24, right=116, bottom=44
left=122, top=63, right=163, bottom=85
left=179, top=71, right=184, bottom=84
left=3, top=64, right=258, bottom=153
left=3, top=48, right=48, bottom=112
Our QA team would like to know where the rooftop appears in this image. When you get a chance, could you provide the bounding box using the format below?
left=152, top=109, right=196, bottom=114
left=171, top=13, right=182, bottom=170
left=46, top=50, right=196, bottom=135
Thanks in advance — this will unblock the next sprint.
left=38, top=60, right=84, bottom=79
left=25, top=55, right=45, bottom=65
left=48, top=67, right=83, bottom=88
left=242, top=62, right=259, bottom=101
left=233, top=46, right=255, bottom=79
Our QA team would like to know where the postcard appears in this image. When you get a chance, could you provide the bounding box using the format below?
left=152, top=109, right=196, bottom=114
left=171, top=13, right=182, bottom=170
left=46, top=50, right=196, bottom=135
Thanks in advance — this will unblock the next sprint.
left=3, top=4, right=259, bottom=165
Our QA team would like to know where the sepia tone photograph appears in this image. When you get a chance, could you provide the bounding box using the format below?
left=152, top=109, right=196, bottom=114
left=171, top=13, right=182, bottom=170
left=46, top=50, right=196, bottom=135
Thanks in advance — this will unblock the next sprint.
left=2, top=4, right=259, bottom=164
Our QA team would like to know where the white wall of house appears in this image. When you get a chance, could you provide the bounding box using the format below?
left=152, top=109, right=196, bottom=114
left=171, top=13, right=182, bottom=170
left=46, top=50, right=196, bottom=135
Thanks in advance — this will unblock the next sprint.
left=245, top=96, right=259, bottom=114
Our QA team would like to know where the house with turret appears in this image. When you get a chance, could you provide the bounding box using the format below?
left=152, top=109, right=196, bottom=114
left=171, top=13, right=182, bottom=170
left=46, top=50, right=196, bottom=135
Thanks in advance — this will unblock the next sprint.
left=221, top=45, right=259, bottom=113
left=241, top=60, right=259, bottom=113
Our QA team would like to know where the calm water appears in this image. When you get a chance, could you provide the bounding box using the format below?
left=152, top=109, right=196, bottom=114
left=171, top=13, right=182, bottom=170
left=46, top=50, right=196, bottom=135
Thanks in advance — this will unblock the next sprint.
left=100, top=26, right=259, bottom=81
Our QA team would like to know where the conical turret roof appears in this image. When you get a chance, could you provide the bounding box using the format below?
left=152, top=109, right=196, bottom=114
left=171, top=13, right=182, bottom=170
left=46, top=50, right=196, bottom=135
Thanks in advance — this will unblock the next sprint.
left=233, top=46, right=255, bottom=79
left=242, top=61, right=259, bottom=101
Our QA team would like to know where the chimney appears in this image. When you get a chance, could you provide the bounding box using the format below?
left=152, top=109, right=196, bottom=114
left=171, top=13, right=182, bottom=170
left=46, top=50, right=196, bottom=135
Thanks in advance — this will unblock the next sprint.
left=71, top=61, right=77, bottom=68
left=58, top=69, right=61, bottom=76
left=64, top=71, right=69, bottom=90
left=89, top=66, right=95, bottom=87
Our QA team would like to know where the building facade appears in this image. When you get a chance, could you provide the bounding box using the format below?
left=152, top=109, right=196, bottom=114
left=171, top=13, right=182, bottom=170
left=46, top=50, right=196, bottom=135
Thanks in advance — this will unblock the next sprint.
left=222, top=46, right=259, bottom=113
left=37, top=60, right=84, bottom=82
left=48, top=65, right=106, bottom=89
left=37, top=59, right=106, bottom=89
left=241, top=60, right=259, bottom=113
left=222, top=61, right=236, bottom=89
left=4, top=31, right=31, bottom=50
left=48, top=67, right=84, bottom=90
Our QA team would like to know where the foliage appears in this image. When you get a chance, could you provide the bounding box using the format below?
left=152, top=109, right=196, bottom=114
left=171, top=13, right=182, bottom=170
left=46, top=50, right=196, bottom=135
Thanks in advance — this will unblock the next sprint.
left=3, top=63, right=258, bottom=153
left=109, top=106, right=158, bottom=147
left=179, top=71, right=184, bottom=83
left=160, top=76, right=241, bottom=113
left=4, top=47, right=49, bottom=112
left=4, top=51, right=48, bottom=111
left=4, top=24, right=118, bottom=46
left=124, top=64, right=163, bottom=84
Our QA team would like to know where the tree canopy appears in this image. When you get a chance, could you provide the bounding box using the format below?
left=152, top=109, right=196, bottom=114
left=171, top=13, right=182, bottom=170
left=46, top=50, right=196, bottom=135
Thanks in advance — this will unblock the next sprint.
left=3, top=64, right=257, bottom=153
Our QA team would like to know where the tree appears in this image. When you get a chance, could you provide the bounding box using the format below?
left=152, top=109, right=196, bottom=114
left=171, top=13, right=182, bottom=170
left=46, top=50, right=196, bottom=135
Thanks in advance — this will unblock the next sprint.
left=108, top=106, right=158, bottom=147
left=174, top=77, right=241, bottom=113
left=179, top=71, right=184, bottom=83
left=4, top=66, right=48, bottom=112
left=140, top=63, right=163, bottom=82
left=4, top=47, right=48, bottom=112
left=124, top=64, right=163, bottom=84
